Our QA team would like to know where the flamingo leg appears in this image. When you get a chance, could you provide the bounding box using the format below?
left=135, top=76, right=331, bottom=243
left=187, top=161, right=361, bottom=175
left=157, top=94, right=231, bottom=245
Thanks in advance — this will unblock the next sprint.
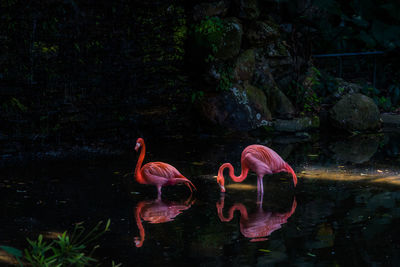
left=157, top=186, right=162, bottom=199
left=257, top=175, right=264, bottom=204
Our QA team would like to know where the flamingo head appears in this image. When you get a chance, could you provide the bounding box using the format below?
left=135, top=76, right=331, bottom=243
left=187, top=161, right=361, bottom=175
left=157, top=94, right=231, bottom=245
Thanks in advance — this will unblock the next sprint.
left=216, top=175, right=225, bottom=193
left=134, top=236, right=143, bottom=247
left=135, top=138, right=144, bottom=152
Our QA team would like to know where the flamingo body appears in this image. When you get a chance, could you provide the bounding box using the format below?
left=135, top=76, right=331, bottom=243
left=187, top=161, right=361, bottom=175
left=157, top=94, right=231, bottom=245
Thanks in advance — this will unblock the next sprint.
left=217, top=145, right=297, bottom=194
left=134, top=138, right=196, bottom=196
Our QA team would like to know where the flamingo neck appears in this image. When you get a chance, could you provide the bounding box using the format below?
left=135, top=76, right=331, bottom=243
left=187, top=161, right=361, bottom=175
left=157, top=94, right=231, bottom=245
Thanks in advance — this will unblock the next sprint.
left=135, top=142, right=146, bottom=184
left=219, top=163, right=249, bottom=184
left=217, top=197, right=249, bottom=222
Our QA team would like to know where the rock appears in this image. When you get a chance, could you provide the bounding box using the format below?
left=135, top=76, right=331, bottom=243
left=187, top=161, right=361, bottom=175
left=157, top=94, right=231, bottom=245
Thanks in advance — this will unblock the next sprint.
left=215, top=17, right=243, bottom=60
left=242, top=82, right=272, bottom=120
left=273, top=117, right=319, bottom=132
left=193, top=1, right=229, bottom=21
left=266, top=86, right=295, bottom=119
left=264, top=41, right=289, bottom=57
left=235, top=0, right=260, bottom=20
left=198, top=85, right=271, bottom=131
left=253, top=49, right=292, bottom=86
left=330, top=135, right=380, bottom=164
left=245, top=21, right=279, bottom=47
left=330, top=93, right=381, bottom=131
left=233, top=49, right=255, bottom=82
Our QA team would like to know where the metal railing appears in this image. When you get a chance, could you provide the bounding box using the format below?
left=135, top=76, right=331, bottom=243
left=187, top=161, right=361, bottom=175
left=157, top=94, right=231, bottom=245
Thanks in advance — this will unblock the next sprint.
left=312, top=51, right=384, bottom=88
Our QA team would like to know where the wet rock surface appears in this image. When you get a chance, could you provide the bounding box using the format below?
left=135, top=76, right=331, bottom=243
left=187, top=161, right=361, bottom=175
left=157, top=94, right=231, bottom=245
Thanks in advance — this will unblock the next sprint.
left=198, top=86, right=270, bottom=131
left=273, top=117, right=319, bottom=133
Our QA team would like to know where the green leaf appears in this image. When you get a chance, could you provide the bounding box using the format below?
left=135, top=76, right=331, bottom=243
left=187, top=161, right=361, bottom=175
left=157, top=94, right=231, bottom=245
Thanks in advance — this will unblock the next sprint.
left=0, top=245, right=23, bottom=258
left=259, top=249, right=271, bottom=253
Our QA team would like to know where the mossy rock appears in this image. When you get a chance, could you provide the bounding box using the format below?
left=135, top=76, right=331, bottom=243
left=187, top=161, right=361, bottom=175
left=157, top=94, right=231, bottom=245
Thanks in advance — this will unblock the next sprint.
left=241, top=82, right=272, bottom=120
left=233, top=49, right=255, bottom=82
left=245, top=21, right=279, bottom=47
left=330, top=93, right=381, bottom=131
left=265, top=86, right=295, bottom=119
left=235, top=0, right=260, bottom=20
left=215, top=17, right=243, bottom=60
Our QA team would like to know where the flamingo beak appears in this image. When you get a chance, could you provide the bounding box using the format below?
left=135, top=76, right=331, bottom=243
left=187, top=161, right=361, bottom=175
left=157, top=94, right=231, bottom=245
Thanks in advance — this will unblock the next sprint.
left=135, top=143, right=140, bottom=152
left=134, top=237, right=142, bottom=247
left=220, top=184, right=226, bottom=193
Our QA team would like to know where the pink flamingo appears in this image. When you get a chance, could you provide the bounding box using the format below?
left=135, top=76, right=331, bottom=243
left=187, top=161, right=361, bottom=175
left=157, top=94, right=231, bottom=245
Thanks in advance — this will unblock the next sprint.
left=134, top=194, right=195, bottom=247
left=216, top=145, right=297, bottom=195
left=216, top=195, right=297, bottom=242
left=134, top=138, right=196, bottom=197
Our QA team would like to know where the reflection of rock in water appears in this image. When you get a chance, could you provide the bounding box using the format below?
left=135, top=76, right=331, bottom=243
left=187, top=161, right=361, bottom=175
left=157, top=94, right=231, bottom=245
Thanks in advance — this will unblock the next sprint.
left=330, top=135, right=380, bottom=164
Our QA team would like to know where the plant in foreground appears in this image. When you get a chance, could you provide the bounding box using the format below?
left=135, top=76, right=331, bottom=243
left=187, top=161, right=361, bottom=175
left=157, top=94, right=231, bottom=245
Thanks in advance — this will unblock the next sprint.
left=0, top=219, right=112, bottom=267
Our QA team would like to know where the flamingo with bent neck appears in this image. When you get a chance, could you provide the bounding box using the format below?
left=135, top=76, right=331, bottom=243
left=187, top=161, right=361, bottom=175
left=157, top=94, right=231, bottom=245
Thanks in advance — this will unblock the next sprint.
left=134, top=138, right=196, bottom=197
left=216, top=145, right=297, bottom=197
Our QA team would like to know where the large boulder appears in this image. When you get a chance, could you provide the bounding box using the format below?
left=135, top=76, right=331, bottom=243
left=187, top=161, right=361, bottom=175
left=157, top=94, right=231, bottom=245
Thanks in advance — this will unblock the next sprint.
left=330, top=93, right=381, bottom=131
left=235, top=0, right=260, bottom=20
left=193, top=1, right=229, bottom=21
left=198, top=85, right=271, bottom=131
left=215, top=17, right=243, bottom=60
left=245, top=21, right=279, bottom=47
left=233, top=49, right=255, bottom=82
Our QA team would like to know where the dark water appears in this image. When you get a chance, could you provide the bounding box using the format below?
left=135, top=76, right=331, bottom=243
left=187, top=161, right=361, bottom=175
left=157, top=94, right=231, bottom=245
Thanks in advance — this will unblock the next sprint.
left=1, top=133, right=400, bottom=266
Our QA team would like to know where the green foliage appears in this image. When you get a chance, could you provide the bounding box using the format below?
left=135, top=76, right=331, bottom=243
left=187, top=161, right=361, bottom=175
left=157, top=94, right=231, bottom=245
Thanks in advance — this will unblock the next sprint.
left=194, top=17, right=225, bottom=57
left=0, top=219, right=111, bottom=267
left=216, top=66, right=233, bottom=92
left=289, top=67, right=325, bottom=113
left=191, top=90, right=204, bottom=103
left=1, top=97, right=28, bottom=113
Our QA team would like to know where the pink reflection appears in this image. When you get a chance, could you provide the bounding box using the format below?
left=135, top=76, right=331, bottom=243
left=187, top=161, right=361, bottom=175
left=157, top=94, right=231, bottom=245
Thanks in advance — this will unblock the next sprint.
left=134, top=195, right=195, bottom=247
left=216, top=195, right=297, bottom=242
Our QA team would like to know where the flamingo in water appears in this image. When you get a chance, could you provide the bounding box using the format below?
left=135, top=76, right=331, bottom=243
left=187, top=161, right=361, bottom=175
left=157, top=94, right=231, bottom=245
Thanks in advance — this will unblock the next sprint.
left=134, top=138, right=196, bottom=197
left=216, top=145, right=297, bottom=196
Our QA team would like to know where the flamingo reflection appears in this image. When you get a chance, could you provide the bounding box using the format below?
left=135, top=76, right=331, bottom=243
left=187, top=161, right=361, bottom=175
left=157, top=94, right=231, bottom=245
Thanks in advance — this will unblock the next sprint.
left=216, top=195, right=297, bottom=242
left=134, top=194, right=195, bottom=247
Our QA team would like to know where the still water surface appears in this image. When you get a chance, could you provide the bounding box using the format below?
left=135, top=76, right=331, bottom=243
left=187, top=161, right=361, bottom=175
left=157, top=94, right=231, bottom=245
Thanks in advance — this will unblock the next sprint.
left=1, top=133, right=400, bottom=266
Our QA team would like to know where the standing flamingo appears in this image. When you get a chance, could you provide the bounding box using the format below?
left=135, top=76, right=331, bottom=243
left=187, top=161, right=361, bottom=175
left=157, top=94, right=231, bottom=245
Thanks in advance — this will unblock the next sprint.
left=134, top=138, right=196, bottom=197
left=216, top=145, right=297, bottom=196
